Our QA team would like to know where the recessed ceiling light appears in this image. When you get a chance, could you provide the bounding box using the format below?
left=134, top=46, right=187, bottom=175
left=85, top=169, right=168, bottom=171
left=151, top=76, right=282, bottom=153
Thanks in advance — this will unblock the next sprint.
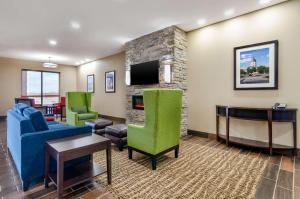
left=49, top=40, right=57, bottom=46
left=259, top=0, right=271, bottom=5
left=197, top=19, right=207, bottom=26
left=224, top=9, right=235, bottom=17
left=71, top=21, right=81, bottom=30
left=85, top=58, right=90, bottom=62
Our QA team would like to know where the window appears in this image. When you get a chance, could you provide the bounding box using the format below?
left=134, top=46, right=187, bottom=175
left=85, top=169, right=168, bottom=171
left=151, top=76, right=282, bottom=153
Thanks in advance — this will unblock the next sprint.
left=21, top=69, right=60, bottom=105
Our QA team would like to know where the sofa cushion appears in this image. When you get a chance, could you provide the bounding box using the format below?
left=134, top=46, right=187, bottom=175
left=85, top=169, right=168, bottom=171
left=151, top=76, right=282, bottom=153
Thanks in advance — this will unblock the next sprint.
left=47, top=121, right=60, bottom=126
left=72, top=106, right=87, bottom=114
left=78, top=113, right=97, bottom=120
left=23, top=107, right=49, bottom=131
left=14, top=103, right=29, bottom=115
left=48, top=123, right=69, bottom=130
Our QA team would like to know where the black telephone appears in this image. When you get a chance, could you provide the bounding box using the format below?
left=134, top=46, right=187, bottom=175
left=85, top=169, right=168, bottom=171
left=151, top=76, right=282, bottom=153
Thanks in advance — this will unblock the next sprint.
left=273, top=103, right=287, bottom=110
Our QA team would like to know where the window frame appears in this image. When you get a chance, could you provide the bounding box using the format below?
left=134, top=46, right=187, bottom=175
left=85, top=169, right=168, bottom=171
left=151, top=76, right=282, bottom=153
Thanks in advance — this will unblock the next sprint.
left=21, top=69, right=61, bottom=106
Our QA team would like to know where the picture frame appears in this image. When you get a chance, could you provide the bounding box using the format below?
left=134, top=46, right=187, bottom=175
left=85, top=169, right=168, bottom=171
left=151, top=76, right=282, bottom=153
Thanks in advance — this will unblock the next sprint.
left=87, top=74, right=95, bottom=93
left=105, top=71, right=115, bottom=93
left=234, top=40, right=278, bottom=90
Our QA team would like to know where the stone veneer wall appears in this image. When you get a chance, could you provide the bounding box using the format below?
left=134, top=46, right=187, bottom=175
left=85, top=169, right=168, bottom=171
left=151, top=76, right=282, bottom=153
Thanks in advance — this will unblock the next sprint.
left=125, top=26, right=188, bottom=135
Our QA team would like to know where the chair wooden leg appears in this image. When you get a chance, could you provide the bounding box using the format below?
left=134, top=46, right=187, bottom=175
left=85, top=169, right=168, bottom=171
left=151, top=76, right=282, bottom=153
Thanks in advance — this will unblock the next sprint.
left=128, top=148, right=133, bottom=159
left=175, top=146, right=179, bottom=158
left=119, top=146, right=123, bottom=151
left=151, top=157, right=157, bottom=170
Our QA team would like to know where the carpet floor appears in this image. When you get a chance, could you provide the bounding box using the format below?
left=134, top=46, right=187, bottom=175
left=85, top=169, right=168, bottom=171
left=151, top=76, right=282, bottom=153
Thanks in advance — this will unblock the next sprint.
left=93, top=136, right=268, bottom=199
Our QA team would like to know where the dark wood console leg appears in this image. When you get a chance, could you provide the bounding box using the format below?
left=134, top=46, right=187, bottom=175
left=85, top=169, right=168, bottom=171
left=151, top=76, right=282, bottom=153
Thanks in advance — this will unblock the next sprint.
left=226, top=107, right=230, bottom=147
left=216, top=114, right=220, bottom=141
left=293, top=121, right=297, bottom=157
left=267, top=110, right=273, bottom=155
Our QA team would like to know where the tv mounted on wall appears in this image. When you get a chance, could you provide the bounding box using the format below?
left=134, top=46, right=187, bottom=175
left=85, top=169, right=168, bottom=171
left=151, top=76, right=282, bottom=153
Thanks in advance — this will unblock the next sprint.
left=130, top=60, right=159, bottom=85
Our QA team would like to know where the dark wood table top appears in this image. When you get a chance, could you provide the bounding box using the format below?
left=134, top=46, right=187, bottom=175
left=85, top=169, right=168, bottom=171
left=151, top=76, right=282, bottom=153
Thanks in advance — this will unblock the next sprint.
left=216, top=105, right=297, bottom=111
left=47, top=133, right=110, bottom=153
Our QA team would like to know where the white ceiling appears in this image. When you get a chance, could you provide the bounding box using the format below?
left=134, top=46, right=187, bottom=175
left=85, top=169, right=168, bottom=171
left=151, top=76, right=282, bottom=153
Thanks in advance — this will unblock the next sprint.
left=0, top=0, right=287, bottom=66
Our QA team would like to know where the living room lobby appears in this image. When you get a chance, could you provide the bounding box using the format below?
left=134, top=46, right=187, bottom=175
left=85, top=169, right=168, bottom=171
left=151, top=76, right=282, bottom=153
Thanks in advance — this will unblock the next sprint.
left=1, top=0, right=300, bottom=199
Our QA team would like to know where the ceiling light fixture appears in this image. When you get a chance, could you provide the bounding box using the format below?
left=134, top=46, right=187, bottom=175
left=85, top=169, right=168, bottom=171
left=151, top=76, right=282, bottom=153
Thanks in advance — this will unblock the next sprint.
left=224, top=9, right=235, bottom=17
left=259, top=0, right=271, bottom=5
left=197, top=19, right=207, bottom=26
left=48, top=39, right=57, bottom=46
left=85, top=58, right=90, bottom=62
left=43, top=57, right=57, bottom=68
left=80, top=60, right=85, bottom=64
left=71, top=21, right=81, bottom=29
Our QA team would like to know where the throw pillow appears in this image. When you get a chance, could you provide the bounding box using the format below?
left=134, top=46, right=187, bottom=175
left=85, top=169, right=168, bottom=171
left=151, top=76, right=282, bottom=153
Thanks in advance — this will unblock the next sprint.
left=14, top=103, right=29, bottom=115
left=23, top=107, right=49, bottom=131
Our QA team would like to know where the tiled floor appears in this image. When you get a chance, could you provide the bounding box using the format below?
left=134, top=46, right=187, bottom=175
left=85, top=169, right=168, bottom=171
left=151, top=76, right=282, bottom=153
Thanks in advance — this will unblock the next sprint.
left=0, top=119, right=300, bottom=199
left=255, top=153, right=300, bottom=199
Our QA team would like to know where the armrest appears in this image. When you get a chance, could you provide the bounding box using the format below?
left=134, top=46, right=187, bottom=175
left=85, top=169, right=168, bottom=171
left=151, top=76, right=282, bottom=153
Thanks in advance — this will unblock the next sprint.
left=19, top=125, right=92, bottom=179
left=21, top=125, right=92, bottom=143
left=67, top=110, right=78, bottom=125
left=88, top=110, right=98, bottom=117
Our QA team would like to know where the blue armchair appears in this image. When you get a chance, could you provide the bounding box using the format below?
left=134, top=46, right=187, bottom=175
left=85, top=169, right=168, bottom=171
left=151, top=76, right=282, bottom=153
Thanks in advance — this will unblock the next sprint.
left=7, top=104, right=92, bottom=190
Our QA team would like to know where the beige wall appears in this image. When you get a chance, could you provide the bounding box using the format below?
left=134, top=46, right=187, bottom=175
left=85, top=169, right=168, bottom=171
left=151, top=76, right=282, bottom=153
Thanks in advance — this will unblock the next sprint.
left=187, top=0, right=300, bottom=147
left=0, top=57, right=77, bottom=115
left=1, top=0, right=299, bottom=147
left=77, top=52, right=126, bottom=119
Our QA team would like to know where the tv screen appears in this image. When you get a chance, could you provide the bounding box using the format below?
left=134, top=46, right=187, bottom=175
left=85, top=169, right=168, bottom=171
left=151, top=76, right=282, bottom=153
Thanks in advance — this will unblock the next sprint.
left=130, top=60, right=159, bottom=85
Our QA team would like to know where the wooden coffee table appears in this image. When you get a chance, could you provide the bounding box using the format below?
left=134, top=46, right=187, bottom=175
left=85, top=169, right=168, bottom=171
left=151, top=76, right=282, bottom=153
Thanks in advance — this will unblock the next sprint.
left=44, top=133, right=111, bottom=199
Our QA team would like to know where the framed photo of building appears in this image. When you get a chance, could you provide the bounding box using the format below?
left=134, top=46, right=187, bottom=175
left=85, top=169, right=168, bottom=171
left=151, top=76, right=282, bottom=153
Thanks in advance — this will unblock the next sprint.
left=105, top=71, right=115, bottom=93
left=87, top=74, right=94, bottom=93
left=234, top=40, right=278, bottom=90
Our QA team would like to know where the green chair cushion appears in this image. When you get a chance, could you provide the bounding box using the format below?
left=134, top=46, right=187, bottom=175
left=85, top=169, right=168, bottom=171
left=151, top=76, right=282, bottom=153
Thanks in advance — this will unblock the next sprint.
left=78, top=113, right=97, bottom=120
left=72, top=106, right=87, bottom=114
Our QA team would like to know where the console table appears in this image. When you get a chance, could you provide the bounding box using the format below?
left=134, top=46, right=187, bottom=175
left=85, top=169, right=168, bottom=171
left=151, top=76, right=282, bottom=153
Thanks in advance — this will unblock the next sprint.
left=216, top=105, right=297, bottom=156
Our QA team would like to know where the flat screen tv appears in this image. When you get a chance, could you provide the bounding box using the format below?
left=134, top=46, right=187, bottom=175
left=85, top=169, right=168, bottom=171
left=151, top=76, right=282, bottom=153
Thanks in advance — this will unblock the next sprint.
left=130, top=60, right=159, bottom=85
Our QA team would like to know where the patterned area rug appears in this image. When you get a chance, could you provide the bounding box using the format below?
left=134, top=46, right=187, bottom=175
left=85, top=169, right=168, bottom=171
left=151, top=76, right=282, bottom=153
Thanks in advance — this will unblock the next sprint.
left=94, top=137, right=268, bottom=199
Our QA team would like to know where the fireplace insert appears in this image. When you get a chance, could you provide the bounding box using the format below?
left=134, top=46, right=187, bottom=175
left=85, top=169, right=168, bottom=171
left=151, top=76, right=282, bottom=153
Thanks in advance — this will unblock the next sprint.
left=132, top=95, right=144, bottom=110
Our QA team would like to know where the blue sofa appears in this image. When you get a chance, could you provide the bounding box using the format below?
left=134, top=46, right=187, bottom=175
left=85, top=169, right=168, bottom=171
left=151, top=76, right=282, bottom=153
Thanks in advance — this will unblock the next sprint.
left=7, top=103, right=92, bottom=190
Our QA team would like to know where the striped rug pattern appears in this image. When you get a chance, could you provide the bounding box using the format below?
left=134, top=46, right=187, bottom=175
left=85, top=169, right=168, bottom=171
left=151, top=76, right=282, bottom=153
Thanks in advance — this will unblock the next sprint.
left=94, top=137, right=268, bottom=199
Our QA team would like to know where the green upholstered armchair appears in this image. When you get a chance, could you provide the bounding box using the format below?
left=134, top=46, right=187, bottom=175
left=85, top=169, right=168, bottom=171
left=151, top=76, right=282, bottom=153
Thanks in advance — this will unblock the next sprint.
left=66, top=92, right=98, bottom=126
left=128, top=89, right=183, bottom=170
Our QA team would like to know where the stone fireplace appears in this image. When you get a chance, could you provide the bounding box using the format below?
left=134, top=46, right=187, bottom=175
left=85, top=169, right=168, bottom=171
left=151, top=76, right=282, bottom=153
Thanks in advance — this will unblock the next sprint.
left=125, top=26, right=188, bottom=136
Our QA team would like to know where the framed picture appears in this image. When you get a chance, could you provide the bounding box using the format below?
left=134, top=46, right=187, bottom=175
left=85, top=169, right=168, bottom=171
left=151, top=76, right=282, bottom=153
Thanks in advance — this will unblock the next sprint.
left=105, top=71, right=115, bottom=93
left=234, top=40, right=278, bottom=90
left=87, top=74, right=94, bottom=93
